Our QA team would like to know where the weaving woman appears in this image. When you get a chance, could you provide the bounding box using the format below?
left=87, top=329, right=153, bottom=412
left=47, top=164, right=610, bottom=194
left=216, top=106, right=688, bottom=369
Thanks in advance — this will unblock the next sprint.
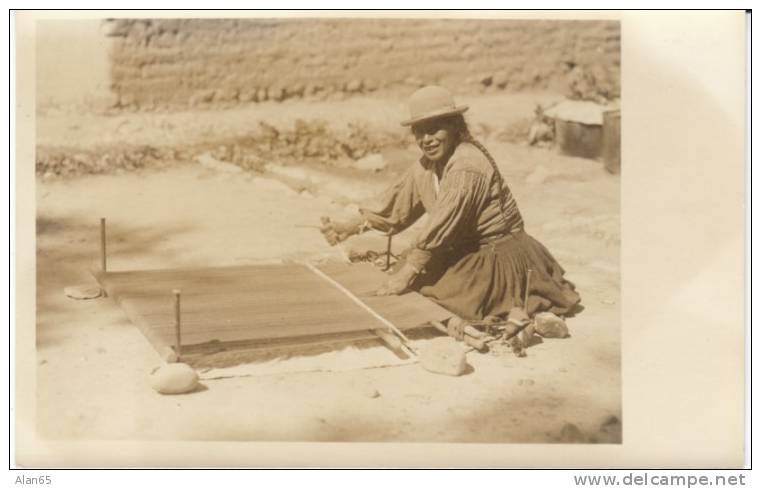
left=320, top=85, right=581, bottom=326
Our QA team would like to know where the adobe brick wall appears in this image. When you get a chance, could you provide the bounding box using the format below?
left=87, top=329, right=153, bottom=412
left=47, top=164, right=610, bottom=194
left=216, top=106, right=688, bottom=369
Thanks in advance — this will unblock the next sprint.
left=105, top=18, right=620, bottom=110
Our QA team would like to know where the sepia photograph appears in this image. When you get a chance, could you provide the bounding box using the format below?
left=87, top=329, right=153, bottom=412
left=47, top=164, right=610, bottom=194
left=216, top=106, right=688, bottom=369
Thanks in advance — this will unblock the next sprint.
left=31, top=14, right=621, bottom=444
left=13, top=10, right=746, bottom=469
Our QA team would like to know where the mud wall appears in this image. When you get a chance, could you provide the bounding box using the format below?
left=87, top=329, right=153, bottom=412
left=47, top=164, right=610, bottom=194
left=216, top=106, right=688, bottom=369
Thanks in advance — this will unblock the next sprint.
left=105, top=18, right=620, bottom=110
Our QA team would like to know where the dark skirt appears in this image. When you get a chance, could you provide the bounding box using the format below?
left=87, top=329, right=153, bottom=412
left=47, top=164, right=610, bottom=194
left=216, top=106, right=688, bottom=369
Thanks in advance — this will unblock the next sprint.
left=410, top=230, right=581, bottom=320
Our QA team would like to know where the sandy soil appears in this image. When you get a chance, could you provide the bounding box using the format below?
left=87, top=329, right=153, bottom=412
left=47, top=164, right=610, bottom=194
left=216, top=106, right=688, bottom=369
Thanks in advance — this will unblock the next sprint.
left=34, top=94, right=620, bottom=444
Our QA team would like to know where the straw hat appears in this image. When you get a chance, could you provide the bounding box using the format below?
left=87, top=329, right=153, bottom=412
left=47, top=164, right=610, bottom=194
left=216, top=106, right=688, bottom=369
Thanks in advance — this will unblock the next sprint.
left=400, top=85, right=469, bottom=127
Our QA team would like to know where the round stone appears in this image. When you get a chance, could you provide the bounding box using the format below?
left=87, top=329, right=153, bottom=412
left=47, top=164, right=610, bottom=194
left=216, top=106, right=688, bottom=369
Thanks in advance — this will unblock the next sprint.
left=150, top=363, right=199, bottom=395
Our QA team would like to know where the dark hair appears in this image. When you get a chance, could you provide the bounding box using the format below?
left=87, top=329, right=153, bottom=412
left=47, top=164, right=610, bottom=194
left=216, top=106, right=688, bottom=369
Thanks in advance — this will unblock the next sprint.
left=444, top=114, right=515, bottom=225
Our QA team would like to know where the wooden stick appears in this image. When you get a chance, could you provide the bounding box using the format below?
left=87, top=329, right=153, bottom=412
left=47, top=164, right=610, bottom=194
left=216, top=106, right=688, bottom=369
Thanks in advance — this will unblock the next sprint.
left=441, top=320, right=488, bottom=341
left=173, top=289, right=182, bottom=361
left=372, top=328, right=405, bottom=356
left=303, top=262, right=417, bottom=356
left=445, top=317, right=487, bottom=339
left=430, top=320, right=487, bottom=351
left=384, top=234, right=392, bottom=271
left=99, top=218, right=108, bottom=298
left=524, top=268, right=533, bottom=312
left=100, top=218, right=107, bottom=272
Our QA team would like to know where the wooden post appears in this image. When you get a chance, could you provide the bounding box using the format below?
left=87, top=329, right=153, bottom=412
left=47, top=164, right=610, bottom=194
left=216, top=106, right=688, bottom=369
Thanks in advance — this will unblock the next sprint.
left=524, top=269, right=533, bottom=312
left=173, top=289, right=182, bottom=361
left=100, top=218, right=107, bottom=272
left=99, top=218, right=108, bottom=297
left=384, top=234, right=393, bottom=271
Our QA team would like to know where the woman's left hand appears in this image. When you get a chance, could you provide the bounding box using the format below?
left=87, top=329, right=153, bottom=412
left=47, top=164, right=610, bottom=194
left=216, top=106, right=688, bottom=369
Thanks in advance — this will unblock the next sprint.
left=375, top=263, right=419, bottom=296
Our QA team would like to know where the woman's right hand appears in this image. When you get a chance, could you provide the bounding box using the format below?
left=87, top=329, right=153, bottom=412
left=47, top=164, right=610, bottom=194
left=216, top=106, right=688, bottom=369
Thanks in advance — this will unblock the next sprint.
left=319, top=216, right=362, bottom=246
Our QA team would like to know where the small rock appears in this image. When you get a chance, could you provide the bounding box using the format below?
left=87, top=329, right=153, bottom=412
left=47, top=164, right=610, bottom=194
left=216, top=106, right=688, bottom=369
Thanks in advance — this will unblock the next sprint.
left=256, top=88, right=269, bottom=102
left=517, top=378, right=535, bottom=386
left=288, top=84, right=306, bottom=98
left=269, top=86, right=287, bottom=102
left=64, top=285, right=102, bottom=300
left=213, top=145, right=231, bottom=161
left=150, top=363, right=199, bottom=395
left=355, top=153, right=386, bottom=172
left=508, top=335, right=527, bottom=357
left=479, top=74, right=493, bottom=87
left=364, top=79, right=378, bottom=91
left=534, top=312, right=569, bottom=338
left=364, top=387, right=380, bottom=399
left=559, top=422, right=587, bottom=443
left=304, top=83, right=323, bottom=97
left=494, top=70, right=510, bottom=89
left=345, top=79, right=364, bottom=93
left=419, top=337, right=468, bottom=376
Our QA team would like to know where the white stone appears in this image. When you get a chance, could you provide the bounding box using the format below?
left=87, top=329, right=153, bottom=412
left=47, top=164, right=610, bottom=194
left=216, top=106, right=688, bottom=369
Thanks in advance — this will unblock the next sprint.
left=150, top=363, right=199, bottom=395
left=534, top=312, right=569, bottom=338
left=64, top=285, right=102, bottom=300
left=419, top=337, right=468, bottom=376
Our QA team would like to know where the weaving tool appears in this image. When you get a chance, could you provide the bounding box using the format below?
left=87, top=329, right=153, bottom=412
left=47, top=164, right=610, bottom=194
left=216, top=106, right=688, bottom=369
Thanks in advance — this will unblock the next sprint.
left=92, top=219, right=481, bottom=370
left=303, top=261, right=416, bottom=356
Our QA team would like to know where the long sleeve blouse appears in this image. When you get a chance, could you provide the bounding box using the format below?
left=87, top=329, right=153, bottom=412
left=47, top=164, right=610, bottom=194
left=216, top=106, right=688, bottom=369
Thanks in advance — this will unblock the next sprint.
left=359, top=142, right=524, bottom=271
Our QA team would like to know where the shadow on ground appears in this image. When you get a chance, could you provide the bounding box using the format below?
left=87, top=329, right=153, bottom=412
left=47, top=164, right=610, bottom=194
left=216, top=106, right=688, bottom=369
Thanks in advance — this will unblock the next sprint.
left=36, top=213, right=197, bottom=348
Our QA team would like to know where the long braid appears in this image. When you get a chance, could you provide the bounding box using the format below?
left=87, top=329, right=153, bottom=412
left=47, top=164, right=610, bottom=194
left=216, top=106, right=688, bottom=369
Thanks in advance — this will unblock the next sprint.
left=455, top=118, right=524, bottom=233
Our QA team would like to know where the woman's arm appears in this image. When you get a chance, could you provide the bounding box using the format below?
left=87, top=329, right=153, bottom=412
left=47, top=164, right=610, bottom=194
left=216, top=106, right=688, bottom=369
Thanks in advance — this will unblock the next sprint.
left=405, top=169, right=489, bottom=272
left=320, top=165, right=425, bottom=246
left=376, top=168, right=489, bottom=295
left=358, top=166, right=426, bottom=235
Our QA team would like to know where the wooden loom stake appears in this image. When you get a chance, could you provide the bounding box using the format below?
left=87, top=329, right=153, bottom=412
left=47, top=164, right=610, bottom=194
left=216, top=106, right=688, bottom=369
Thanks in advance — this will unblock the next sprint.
left=524, top=269, right=533, bottom=313
left=173, top=289, right=182, bottom=361
left=100, top=218, right=107, bottom=272
left=99, top=218, right=108, bottom=297
left=384, top=234, right=393, bottom=271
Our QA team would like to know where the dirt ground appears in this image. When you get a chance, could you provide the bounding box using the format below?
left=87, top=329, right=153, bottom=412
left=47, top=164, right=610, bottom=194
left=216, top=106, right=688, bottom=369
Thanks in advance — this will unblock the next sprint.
left=34, top=93, right=620, bottom=444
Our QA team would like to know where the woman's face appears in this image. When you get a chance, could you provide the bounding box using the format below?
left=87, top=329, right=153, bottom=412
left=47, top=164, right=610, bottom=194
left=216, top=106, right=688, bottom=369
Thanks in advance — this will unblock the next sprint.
left=412, top=117, right=459, bottom=163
